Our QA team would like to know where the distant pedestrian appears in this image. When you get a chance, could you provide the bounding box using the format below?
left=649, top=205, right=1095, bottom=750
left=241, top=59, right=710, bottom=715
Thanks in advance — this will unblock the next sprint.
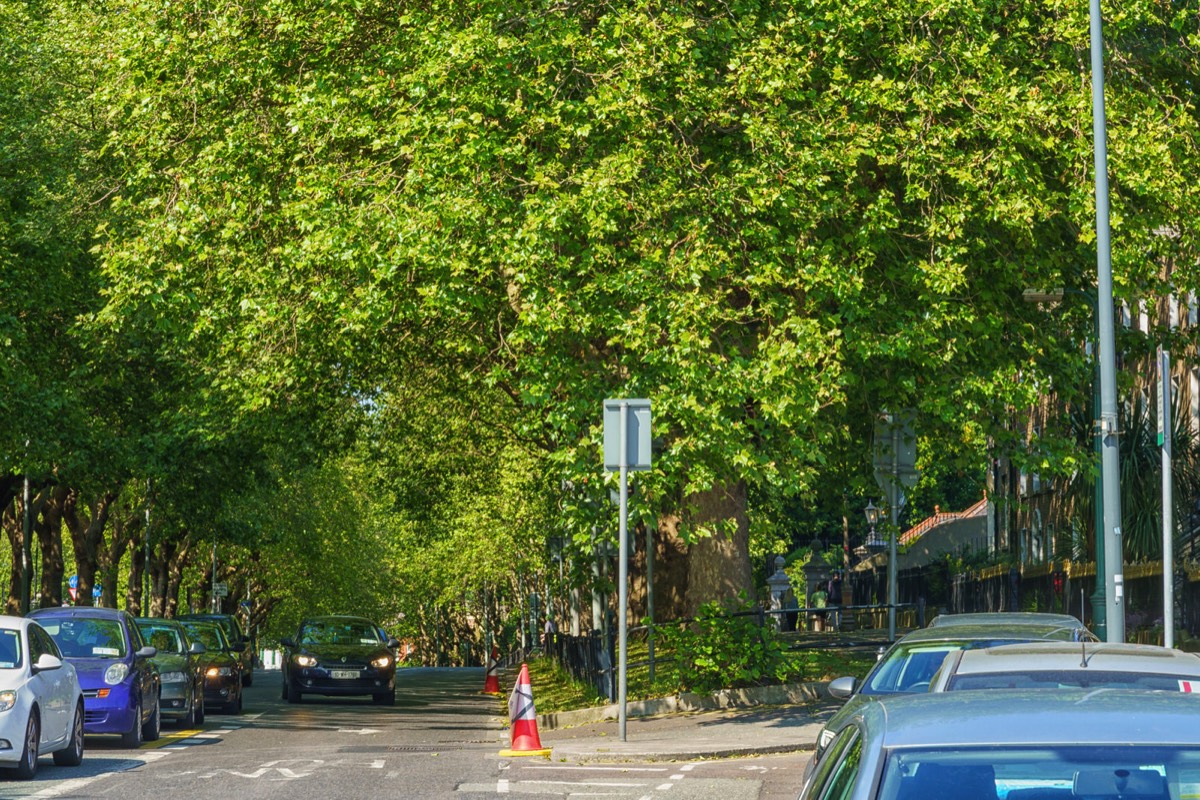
left=810, top=585, right=828, bottom=631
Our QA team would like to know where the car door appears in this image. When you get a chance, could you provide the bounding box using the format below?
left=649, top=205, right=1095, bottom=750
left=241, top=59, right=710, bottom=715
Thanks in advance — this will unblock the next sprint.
left=27, top=625, right=68, bottom=745
left=127, top=617, right=153, bottom=719
left=802, top=725, right=864, bottom=800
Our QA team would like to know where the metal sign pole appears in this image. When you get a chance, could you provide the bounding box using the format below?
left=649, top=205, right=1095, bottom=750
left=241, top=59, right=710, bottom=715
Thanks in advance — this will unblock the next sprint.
left=1161, top=348, right=1174, bottom=648
left=617, top=401, right=629, bottom=742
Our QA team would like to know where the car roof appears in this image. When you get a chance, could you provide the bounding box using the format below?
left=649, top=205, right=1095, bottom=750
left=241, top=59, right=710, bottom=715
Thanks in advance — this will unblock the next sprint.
left=867, top=689, right=1200, bottom=748
left=927, top=612, right=1085, bottom=629
left=948, top=641, right=1200, bottom=676
left=300, top=615, right=378, bottom=624
left=29, top=606, right=125, bottom=620
left=135, top=617, right=185, bottom=627
left=891, top=620, right=1089, bottom=644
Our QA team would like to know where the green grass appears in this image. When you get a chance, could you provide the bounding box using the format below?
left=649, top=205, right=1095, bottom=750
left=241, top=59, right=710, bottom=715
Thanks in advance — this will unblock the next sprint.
left=514, top=642, right=877, bottom=714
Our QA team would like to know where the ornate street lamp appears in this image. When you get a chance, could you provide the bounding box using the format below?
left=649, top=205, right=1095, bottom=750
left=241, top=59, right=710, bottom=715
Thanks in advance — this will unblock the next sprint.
left=864, top=500, right=886, bottom=553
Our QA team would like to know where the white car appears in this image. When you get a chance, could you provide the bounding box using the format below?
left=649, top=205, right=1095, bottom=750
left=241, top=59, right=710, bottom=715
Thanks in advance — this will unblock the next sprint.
left=0, top=615, right=84, bottom=779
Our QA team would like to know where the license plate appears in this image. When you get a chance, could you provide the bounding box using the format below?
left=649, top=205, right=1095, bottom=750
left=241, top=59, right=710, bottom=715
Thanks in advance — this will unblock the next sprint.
left=330, top=670, right=360, bottom=680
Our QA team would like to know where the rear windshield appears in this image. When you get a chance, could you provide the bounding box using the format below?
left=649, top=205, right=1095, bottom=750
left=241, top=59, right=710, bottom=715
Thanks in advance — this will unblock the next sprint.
left=39, top=618, right=128, bottom=659
left=949, top=671, right=1200, bottom=692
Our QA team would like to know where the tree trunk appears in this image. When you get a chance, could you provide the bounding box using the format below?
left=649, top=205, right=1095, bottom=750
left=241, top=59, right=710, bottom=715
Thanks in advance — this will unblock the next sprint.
left=164, top=537, right=192, bottom=617
left=63, top=487, right=118, bottom=608
left=126, top=536, right=146, bottom=615
left=100, top=505, right=141, bottom=609
left=1, top=503, right=22, bottom=615
left=35, top=485, right=68, bottom=608
left=683, top=481, right=753, bottom=617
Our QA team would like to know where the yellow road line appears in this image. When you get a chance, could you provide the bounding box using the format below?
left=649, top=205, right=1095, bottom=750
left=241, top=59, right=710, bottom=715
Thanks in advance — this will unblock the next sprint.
left=141, top=728, right=203, bottom=749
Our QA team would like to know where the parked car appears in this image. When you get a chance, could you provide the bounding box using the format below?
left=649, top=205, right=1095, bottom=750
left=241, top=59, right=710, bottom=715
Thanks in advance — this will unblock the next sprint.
left=800, top=689, right=1200, bottom=800
left=0, top=615, right=84, bottom=779
left=134, top=618, right=206, bottom=726
left=28, top=607, right=160, bottom=748
left=178, top=620, right=242, bottom=714
left=281, top=615, right=399, bottom=705
left=929, top=641, right=1200, bottom=692
left=177, top=613, right=253, bottom=686
left=813, top=614, right=1097, bottom=762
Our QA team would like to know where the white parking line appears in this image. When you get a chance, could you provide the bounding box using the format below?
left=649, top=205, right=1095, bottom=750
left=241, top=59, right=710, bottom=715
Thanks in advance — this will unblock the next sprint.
left=523, top=765, right=669, bottom=772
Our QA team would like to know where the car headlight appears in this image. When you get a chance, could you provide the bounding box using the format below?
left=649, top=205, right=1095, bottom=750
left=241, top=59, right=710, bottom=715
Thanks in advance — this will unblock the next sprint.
left=370, top=655, right=392, bottom=669
left=294, top=654, right=318, bottom=668
left=0, top=691, right=16, bottom=713
left=161, top=671, right=186, bottom=683
left=105, top=663, right=130, bottom=685
left=206, top=666, right=233, bottom=678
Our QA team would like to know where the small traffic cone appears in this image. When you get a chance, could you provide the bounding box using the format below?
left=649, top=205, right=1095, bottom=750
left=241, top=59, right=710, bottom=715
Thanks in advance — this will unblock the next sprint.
left=499, top=663, right=551, bottom=758
left=481, top=646, right=502, bottom=695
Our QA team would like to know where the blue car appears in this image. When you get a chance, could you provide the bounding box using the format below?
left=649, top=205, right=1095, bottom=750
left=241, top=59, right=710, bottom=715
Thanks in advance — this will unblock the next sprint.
left=29, top=608, right=161, bottom=747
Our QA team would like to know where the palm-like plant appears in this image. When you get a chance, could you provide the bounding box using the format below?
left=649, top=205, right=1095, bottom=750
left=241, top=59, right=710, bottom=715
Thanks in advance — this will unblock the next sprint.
left=1062, top=390, right=1200, bottom=563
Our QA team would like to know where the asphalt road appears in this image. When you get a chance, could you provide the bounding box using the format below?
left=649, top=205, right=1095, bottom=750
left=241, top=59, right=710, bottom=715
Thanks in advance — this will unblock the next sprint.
left=0, top=668, right=809, bottom=799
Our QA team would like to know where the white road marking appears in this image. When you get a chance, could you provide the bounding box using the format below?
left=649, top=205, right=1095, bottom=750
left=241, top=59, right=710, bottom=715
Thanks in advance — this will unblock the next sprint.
left=337, top=727, right=382, bottom=735
left=671, top=774, right=684, bottom=780
left=520, top=780, right=647, bottom=787
left=523, top=765, right=669, bottom=772
left=656, top=783, right=675, bottom=790
left=680, top=764, right=697, bottom=772
left=497, top=778, right=510, bottom=793
left=369, top=759, right=385, bottom=769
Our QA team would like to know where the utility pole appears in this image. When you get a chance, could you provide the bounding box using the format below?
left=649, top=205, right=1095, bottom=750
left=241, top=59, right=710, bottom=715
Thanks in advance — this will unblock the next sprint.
left=1090, top=0, right=1125, bottom=643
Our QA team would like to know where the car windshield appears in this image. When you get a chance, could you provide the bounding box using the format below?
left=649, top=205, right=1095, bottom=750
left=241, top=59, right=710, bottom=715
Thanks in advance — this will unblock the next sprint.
left=137, top=623, right=184, bottom=655
left=182, top=623, right=227, bottom=651
left=39, top=618, right=127, bottom=659
left=948, top=671, right=1200, bottom=692
left=299, top=621, right=381, bottom=646
left=879, top=746, right=1200, bottom=800
left=0, top=630, right=22, bottom=669
left=864, top=640, right=1029, bottom=694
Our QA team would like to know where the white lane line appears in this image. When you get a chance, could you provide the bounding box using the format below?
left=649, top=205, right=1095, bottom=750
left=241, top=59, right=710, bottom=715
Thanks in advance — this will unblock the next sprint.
left=671, top=774, right=684, bottom=780
left=523, top=765, right=669, bottom=772
left=680, top=764, right=697, bottom=772
left=521, top=780, right=648, bottom=787
left=369, top=759, right=385, bottom=769
left=497, top=778, right=510, bottom=793
left=656, top=783, right=675, bottom=790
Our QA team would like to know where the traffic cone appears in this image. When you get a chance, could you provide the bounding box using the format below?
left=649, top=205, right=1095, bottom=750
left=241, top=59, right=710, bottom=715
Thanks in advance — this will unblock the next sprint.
left=499, top=663, right=551, bottom=757
left=481, top=646, right=502, bottom=695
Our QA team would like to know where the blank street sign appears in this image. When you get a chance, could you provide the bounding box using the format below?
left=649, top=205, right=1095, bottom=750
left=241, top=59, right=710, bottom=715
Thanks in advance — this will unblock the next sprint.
left=603, top=399, right=652, bottom=472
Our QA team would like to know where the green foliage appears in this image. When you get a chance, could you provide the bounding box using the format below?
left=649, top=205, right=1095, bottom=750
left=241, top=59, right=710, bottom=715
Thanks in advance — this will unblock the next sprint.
left=655, top=597, right=786, bottom=694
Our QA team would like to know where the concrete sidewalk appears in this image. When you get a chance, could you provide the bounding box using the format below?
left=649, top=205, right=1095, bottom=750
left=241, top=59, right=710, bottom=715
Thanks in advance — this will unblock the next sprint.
left=532, top=698, right=842, bottom=763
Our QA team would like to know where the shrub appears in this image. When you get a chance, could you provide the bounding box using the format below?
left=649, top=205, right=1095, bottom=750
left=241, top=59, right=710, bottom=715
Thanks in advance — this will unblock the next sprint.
left=656, top=596, right=787, bottom=694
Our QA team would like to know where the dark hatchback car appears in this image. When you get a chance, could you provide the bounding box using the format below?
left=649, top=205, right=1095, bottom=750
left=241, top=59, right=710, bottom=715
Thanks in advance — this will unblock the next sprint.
left=281, top=615, right=399, bottom=705
left=179, top=620, right=243, bottom=713
left=135, top=618, right=206, bottom=726
left=177, top=613, right=253, bottom=686
left=29, top=607, right=161, bottom=747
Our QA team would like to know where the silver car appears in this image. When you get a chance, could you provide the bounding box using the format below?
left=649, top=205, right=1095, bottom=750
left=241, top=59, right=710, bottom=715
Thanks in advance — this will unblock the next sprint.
left=815, top=615, right=1095, bottom=759
left=926, top=612, right=1089, bottom=629
left=929, top=641, right=1200, bottom=692
left=801, top=689, right=1200, bottom=800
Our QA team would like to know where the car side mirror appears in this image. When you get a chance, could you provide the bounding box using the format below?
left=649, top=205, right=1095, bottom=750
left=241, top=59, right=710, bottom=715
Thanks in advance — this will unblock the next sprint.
left=386, top=638, right=400, bottom=649
left=827, top=676, right=857, bottom=699
left=136, top=646, right=157, bottom=659
left=31, top=654, right=62, bottom=674
left=189, top=642, right=206, bottom=655
left=280, top=637, right=296, bottom=649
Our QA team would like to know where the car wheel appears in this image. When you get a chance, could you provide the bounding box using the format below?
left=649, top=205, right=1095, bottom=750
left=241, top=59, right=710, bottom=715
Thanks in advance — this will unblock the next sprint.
left=181, top=694, right=196, bottom=727
left=53, top=703, right=84, bottom=767
left=280, top=679, right=287, bottom=701
left=285, top=680, right=302, bottom=704
left=120, top=699, right=143, bottom=748
left=11, top=711, right=39, bottom=779
left=372, top=691, right=395, bottom=706
left=142, top=696, right=161, bottom=741
left=224, top=689, right=241, bottom=715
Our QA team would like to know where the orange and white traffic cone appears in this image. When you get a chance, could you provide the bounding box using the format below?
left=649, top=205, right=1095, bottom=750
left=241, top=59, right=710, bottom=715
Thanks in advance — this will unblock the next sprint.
left=481, top=646, right=502, bottom=695
left=499, top=663, right=551, bottom=757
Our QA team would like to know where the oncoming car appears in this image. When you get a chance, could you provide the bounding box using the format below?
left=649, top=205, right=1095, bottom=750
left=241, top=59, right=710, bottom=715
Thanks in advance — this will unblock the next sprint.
left=0, top=616, right=84, bottom=779
left=814, top=615, right=1096, bottom=763
left=800, top=689, right=1200, bottom=800
left=281, top=616, right=399, bottom=705
left=928, top=641, right=1200, bottom=692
